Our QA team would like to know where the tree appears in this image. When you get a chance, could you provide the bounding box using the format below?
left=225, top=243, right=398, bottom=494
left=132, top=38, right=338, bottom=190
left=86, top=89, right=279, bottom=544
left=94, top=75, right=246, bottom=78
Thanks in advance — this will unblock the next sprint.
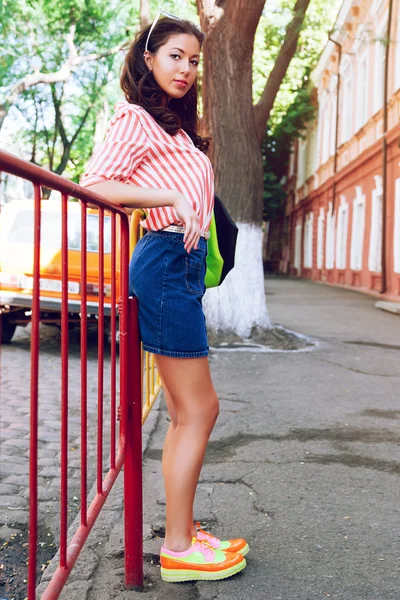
left=196, top=0, right=313, bottom=338
left=0, top=1, right=132, bottom=130
left=262, top=85, right=316, bottom=221
left=0, top=0, right=144, bottom=187
left=259, top=0, right=341, bottom=221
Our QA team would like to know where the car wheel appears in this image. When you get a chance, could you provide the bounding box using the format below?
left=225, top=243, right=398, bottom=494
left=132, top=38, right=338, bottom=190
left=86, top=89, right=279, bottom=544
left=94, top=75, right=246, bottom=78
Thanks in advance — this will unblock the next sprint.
left=0, top=314, right=17, bottom=344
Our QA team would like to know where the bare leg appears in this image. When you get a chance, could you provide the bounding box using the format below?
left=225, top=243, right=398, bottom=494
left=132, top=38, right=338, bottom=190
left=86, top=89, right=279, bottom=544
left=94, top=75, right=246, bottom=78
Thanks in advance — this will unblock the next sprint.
left=155, top=355, right=219, bottom=552
left=162, top=384, right=197, bottom=538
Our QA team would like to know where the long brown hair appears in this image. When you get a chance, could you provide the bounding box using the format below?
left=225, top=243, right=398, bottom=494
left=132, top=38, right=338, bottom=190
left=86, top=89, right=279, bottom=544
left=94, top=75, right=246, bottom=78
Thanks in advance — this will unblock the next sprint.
left=120, top=17, right=210, bottom=153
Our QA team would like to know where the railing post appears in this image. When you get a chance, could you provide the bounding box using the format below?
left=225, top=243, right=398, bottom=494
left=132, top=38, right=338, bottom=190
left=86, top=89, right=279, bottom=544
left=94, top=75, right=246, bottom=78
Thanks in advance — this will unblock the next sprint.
left=28, top=184, right=41, bottom=600
left=124, top=296, right=144, bottom=589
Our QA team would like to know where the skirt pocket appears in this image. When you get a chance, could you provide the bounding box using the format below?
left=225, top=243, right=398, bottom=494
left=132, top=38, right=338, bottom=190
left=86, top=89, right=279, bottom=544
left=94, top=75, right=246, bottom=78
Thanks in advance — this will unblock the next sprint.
left=185, top=257, right=203, bottom=295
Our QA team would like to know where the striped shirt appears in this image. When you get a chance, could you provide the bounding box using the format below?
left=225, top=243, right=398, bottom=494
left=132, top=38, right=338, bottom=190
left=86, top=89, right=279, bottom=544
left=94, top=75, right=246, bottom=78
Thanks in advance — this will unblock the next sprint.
left=80, top=101, right=214, bottom=232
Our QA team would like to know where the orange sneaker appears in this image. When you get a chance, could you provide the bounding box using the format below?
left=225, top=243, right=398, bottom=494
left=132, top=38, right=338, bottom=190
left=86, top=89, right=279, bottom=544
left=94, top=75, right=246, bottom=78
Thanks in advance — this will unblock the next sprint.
left=160, top=537, right=246, bottom=582
left=195, top=522, right=250, bottom=556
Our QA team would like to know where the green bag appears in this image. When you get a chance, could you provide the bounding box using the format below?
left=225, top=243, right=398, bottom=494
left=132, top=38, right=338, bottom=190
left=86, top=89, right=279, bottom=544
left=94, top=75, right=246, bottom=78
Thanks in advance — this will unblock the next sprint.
left=204, top=211, right=223, bottom=288
left=205, top=195, right=238, bottom=288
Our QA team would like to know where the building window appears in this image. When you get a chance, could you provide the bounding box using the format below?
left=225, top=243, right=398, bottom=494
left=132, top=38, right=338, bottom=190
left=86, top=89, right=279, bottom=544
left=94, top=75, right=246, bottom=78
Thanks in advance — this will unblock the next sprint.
left=297, top=138, right=307, bottom=187
left=322, top=100, right=331, bottom=165
left=341, top=74, right=353, bottom=144
left=374, top=21, right=387, bottom=112
left=394, top=178, right=400, bottom=273
left=311, top=122, right=319, bottom=174
left=368, top=175, right=383, bottom=272
left=288, top=147, right=295, bottom=178
left=396, top=9, right=400, bottom=91
left=357, top=51, right=369, bottom=129
left=294, top=221, right=302, bottom=271
left=317, top=208, right=325, bottom=269
left=326, top=202, right=335, bottom=269
left=350, top=186, right=366, bottom=271
left=336, top=196, right=349, bottom=270
left=303, top=213, right=314, bottom=268
left=329, top=87, right=337, bottom=158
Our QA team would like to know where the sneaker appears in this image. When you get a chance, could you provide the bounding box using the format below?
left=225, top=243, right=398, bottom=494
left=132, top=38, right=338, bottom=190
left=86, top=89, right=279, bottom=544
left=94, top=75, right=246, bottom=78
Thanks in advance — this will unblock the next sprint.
left=160, top=536, right=246, bottom=582
left=196, top=522, right=250, bottom=556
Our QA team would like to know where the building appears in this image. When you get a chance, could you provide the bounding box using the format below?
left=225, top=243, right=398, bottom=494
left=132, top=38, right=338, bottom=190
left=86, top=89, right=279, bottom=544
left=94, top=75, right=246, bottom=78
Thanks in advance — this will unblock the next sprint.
left=267, top=0, right=400, bottom=302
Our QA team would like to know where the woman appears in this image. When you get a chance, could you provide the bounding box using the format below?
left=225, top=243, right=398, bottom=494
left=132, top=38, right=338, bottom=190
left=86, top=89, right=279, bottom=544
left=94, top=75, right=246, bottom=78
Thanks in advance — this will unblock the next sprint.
left=80, top=13, right=249, bottom=583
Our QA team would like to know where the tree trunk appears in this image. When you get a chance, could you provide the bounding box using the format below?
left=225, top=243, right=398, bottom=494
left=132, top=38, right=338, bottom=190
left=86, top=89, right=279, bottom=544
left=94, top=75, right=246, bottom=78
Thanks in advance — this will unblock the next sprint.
left=196, top=0, right=311, bottom=338
left=140, top=0, right=151, bottom=29
left=198, top=0, right=265, bottom=223
left=197, top=0, right=270, bottom=337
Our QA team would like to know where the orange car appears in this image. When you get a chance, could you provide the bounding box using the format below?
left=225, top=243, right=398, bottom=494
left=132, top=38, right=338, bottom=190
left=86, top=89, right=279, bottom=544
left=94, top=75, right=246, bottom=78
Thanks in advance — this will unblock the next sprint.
left=0, top=198, right=130, bottom=344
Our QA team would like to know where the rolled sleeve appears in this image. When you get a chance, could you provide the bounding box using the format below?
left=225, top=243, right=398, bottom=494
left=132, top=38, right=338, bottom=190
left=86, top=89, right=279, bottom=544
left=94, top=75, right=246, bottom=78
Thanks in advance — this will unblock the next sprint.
left=80, top=107, right=148, bottom=187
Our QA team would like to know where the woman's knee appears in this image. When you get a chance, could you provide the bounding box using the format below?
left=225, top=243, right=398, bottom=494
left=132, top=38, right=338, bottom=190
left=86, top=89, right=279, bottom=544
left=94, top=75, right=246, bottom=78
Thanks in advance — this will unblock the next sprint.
left=198, top=390, right=219, bottom=430
left=175, top=389, right=219, bottom=429
left=211, top=393, right=220, bottom=422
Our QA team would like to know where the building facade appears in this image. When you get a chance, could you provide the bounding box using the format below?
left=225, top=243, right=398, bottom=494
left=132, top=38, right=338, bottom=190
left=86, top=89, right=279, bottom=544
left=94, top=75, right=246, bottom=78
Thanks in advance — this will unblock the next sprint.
left=267, top=0, right=400, bottom=301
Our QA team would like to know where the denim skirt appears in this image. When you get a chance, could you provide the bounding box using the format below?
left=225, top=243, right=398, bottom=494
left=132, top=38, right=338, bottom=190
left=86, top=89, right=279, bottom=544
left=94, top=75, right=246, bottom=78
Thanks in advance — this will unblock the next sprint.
left=129, top=230, right=209, bottom=358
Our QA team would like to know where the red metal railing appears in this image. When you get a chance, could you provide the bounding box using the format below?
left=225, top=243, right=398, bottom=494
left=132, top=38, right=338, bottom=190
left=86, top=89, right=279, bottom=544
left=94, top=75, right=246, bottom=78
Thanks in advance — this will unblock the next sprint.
left=0, top=150, right=146, bottom=598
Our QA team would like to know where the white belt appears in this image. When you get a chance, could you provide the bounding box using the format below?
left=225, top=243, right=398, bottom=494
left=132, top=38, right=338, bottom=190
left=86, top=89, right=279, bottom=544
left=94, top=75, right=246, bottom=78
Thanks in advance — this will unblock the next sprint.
left=162, top=225, right=210, bottom=240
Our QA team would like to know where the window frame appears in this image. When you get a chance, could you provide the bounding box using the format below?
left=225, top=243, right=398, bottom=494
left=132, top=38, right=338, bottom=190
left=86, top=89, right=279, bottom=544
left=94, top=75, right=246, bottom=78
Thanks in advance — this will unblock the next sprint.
left=294, top=220, right=302, bottom=270
left=317, top=207, right=325, bottom=270
left=326, top=202, right=336, bottom=270
left=336, top=196, right=349, bottom=270
left=350, top=186, right=366, bottom=271
left=373, top=19, right=388, bottom=113
left=303, top=212, right=314, bottom=269
left=340, top=61, right=353, bottom=144
left=356, top=47, right=369, bottom=130
left=368, top=175, right=383, bottom=273
left=394, top=178, right=400, bottom=273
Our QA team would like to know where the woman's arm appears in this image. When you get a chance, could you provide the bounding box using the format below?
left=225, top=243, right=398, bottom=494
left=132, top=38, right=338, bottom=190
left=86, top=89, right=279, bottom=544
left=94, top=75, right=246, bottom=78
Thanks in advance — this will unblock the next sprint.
left=86, top=181, right=201, bottom=253
left=86, top=180, right=176, bottom=210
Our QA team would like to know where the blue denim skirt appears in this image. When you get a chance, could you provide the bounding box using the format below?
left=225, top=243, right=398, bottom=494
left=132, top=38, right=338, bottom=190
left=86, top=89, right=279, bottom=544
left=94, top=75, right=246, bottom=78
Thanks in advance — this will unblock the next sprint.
left=129, top=230, right=208, bottom=358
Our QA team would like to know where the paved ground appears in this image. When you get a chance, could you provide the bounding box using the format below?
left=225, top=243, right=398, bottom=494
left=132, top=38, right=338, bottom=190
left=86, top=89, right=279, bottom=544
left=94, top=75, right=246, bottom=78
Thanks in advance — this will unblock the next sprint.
left=2, top=277, right=400, bottom=600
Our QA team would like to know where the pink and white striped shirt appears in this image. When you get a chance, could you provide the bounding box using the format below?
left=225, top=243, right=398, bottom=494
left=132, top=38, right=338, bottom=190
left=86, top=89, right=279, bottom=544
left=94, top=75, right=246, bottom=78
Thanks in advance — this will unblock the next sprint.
left=80, top=101, right=214, bottom=232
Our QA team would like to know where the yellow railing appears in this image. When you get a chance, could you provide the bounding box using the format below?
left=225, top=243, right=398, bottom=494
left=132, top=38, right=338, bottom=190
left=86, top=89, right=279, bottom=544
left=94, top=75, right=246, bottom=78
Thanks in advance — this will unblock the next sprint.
left=129, top=209, right=162, bottom=423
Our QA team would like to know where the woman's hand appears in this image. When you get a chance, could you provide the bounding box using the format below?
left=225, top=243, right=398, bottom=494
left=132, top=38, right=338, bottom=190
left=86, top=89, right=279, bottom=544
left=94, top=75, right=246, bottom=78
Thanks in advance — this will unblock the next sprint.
left=172, top=193, right=200, bottom=253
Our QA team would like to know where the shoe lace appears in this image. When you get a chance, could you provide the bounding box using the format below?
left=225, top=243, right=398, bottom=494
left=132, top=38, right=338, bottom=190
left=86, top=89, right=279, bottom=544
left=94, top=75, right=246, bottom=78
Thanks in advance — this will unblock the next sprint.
left=196, top=521, right=218, bottom=544
left=193, top=538, right=215, bottom=561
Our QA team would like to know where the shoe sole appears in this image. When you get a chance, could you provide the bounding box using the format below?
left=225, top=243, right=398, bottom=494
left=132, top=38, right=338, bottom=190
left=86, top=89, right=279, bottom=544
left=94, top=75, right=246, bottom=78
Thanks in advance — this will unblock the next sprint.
left=237, top=543, right=250, bottom=557
left=161, top=557, right=246, bottom=582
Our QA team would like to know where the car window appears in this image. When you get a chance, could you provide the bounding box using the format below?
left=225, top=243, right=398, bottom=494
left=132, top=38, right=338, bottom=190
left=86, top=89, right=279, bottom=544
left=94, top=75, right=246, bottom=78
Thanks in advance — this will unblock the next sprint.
left=6, top=210, right=112, bottom=254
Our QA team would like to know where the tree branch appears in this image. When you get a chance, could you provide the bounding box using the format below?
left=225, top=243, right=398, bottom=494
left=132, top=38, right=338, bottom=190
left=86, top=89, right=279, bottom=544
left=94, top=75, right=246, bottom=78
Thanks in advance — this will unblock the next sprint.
left=37, top=99, right=52, bottom=169
left=51, top=83, right=68, bottom=147
left=140, top=0, right=151, bottom=29
left=70, top=102, right=93, bottom=146
left=253, top=0, right=312, bottom=143
left=196, top=0, right=263, bottom=36
left=0, top=24, right=128, bottom=129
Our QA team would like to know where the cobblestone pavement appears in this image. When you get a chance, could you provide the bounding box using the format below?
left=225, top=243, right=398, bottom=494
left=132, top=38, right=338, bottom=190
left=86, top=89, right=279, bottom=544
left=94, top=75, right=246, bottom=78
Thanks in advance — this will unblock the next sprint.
left=0, top=322, right=118, bottom=599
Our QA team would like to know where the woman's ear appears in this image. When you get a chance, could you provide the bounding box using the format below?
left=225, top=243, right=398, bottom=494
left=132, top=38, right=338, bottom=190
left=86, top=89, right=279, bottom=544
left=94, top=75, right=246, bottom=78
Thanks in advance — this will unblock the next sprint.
left=143, top=51, right=153, bottom=71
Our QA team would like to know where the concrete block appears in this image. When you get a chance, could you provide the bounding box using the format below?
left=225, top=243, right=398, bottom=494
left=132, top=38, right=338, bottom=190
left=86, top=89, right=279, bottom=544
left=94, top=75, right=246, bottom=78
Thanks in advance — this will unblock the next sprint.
left=375, top=300, right=400, bottom=315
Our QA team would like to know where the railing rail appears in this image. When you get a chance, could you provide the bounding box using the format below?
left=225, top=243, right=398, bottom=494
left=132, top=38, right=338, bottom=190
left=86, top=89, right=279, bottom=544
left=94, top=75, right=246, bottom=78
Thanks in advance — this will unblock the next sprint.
left=0, top=150, right=161, bottom=598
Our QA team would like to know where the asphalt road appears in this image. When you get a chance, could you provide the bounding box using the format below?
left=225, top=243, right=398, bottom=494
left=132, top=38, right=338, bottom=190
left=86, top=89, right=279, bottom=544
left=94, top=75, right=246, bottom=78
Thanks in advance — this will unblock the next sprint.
left=84, top=277, right=400, bottom=600
left=2, top=277, right=400, bottom=600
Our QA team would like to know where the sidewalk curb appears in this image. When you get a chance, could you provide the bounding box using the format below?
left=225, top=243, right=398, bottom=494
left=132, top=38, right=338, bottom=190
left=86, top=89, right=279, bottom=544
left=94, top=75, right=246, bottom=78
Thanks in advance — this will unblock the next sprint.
left=375, top=300, right=400, bottom=315
left=36, top=393, right=162, bottom=600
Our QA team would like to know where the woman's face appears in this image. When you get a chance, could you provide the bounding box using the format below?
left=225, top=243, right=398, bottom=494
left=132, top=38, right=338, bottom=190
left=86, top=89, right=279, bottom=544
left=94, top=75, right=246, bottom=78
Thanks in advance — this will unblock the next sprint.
left=144, top=33, right=201, bottom=101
